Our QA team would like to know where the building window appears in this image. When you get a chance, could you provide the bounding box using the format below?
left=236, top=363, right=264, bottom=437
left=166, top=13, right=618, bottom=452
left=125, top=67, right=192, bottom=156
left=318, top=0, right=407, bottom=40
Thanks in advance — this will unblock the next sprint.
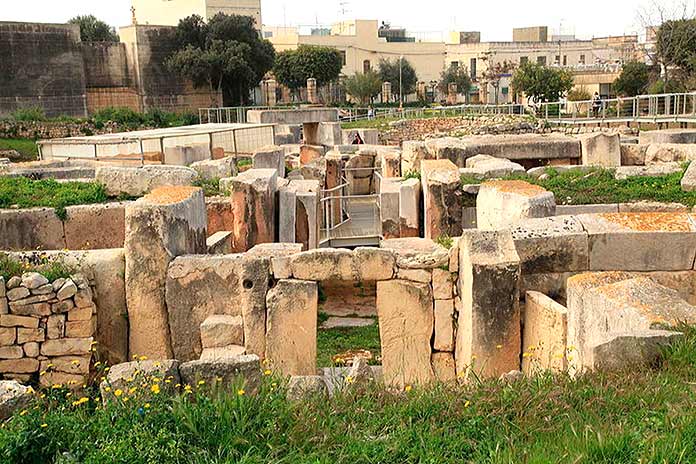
left=555, top=55, right=561, bottom=65
left=470, top=58, right=477, bottom=80
left=520, top=56, right=529, bottom=65
left=563, top=55, right=568, bottom=66
left=363, top=60, right=371, bottom=73
left=339, top=51, right=347, bottom=66
left=537, top=56, right=547, bottom=66
left=450, top=61, right=459, bottom=69
left=579, top=54, right=586, bottom=65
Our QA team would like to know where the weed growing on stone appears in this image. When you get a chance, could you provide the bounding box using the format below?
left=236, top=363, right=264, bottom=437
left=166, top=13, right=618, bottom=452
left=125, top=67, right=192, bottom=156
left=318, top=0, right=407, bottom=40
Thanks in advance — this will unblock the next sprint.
left=192, top=177, right=223, bottom=197
left=0, top=177, right=109, bottom=216
left=0, top=253, right=77, bottom=281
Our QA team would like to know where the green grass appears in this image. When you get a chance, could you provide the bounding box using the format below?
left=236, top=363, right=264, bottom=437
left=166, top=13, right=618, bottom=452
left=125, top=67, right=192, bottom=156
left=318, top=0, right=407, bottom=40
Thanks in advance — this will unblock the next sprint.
left=2, top=327, right=696, bottom=463
left=0, top=138, right=39, bottom=162
left=0, top=177, right=109, bottom=218
left=465, top=165, right=696, bottom=206
left=193, top=177, right=222, bottom=197
left=316, top=318, right=381, bottom=367
left=0, top=253, right=76, bottom=281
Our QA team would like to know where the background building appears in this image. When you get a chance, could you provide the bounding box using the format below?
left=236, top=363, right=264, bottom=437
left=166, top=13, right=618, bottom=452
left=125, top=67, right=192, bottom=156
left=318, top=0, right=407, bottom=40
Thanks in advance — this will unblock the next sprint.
left=131, top=0, right=262, bottom=27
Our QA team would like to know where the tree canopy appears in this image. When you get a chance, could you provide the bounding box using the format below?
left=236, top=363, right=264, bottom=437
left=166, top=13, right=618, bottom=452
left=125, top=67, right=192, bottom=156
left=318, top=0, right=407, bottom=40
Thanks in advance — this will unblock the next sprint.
left=511, top=63, right=574, bottom=103
left=272, top=45, right=344, bottom=92
left=68, top=15, right=119, bottom=42
left=614, top=62, right=653, bottom=97
left=437, top=64, right=472, bottom=97
left=344, top=71, right=382, bottom=105
left=378, top=57, right=418, bottom=101
left=657, top=19, right=696, bottom=74
left=165, top=14, right=275, bottom=105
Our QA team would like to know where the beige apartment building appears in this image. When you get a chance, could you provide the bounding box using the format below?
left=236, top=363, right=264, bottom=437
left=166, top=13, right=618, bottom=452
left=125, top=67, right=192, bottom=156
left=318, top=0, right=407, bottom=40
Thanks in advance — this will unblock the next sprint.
left=130, top=0, right=262, bottom=27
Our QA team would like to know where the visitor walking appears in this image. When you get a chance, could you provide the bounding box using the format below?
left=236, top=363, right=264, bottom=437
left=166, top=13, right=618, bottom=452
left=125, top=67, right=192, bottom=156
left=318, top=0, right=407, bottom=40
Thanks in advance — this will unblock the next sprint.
left=592, top=92, right=602, bottom=118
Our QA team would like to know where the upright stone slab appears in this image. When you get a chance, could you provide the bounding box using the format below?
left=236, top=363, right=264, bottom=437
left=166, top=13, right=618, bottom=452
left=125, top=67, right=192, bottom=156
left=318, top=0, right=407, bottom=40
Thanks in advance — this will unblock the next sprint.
left=456, top=230, right=521, bottom=380
left=380, top=179, right=401, bottom=239
left=378, top=149, right=401, bottom=178
left=278, top=180, right=320, bottom=250
left=577, top=133, right=621, bottom=167
left=265, top=280, right=318, bottom=376
left=420, top=159, right=462, bottom=240
left=125, top=187, right=207, bottom=359
left=399, top=178, right=421, bottom=238
left=477, top=180, right=556, bottom=231
left=681, top=161, right=696, bottom=192
left=221, top=169, right=278, bottom=252
left=522, top=291, right=568, bottom=375
left=252, top=146, right=286, bottom=178
left=401, top=141, right=432, bottom=175
left=377, top=279, right=434, bottom=388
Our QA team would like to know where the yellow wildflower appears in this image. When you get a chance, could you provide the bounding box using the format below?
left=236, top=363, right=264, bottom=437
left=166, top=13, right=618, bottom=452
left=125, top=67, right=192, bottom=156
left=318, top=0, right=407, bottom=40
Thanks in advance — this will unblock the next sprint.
left=404, top=385, right=412, bottom=393
left=237, top=389, right=245, bottom=396
left=151, top=384, right=161, bottom=395
left=114, top=389, right=123, bottom=397
left=40, top=424, right=48, bottom=428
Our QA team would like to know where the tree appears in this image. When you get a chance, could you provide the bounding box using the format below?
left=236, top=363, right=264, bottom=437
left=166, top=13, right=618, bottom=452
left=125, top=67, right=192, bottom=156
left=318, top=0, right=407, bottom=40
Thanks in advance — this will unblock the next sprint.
left=378, top=57, right=418, bottom=102
left=511, top=63, right=574, bottom=103
left=165, top=13, right=275, bottom=105
left=481, top=60, right=516, bottom=104
left=437, top=64, right=472, bottom=98
left=344, top=71, right=382, bottom=105
left=657, top=18, right=696, bottom=82
left=68, top=15, right=119, bottom=42
left=614, top=62, right=653, bottom=96
left=273, top=45, right=343, bottom=96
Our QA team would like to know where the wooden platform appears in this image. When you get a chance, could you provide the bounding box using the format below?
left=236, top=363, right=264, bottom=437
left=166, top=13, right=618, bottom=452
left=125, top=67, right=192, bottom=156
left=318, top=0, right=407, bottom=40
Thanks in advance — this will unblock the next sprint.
left=320, top=197, right=381, bottom=247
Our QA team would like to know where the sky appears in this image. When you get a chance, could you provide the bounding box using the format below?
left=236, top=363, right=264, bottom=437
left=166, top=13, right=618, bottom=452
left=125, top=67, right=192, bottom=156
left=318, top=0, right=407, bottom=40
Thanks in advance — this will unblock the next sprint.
left=1, top=0, right=693, bottom=41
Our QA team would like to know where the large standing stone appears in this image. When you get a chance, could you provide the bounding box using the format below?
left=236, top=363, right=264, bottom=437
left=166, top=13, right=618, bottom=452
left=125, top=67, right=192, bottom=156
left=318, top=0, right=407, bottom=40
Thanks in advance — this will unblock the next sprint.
left=645, top=143, right=696, bottom=164
left=63, top=203, right=127, bottom=250
left=379, top=179, right=401, bottom=239
left=681, top=161, right=696, bottom=192
left=522, top=291, right=568, bottom=375
left=377, top=279, right=434, bottom=388
left=620, top=144, right=648, bottom=166
left=420, top=160, right=462, bottom=240
left=577, top=133, right=621, bottom=167
left=95, top=166, right=198, bottom=197
left=221, top=169, right=278, bottom=251
left=399, top=178, right=421, bottom=238
left=278, top=180, right=321, bottom=250
left=456, top=230, right=521, bottom=380
left=125, top=187, right=207, bottom=359
left=431, top=352, right=457, bottom=382
left=166, top=254, right=270, bottom=361
left=477, top=181, right=556, bottom=231
left=252, top=146, right=286, bottom=178
left=265, top=280, right=318, bottom=376
left=191, top=157, right=237, bottom=180
left=401, top=141, right=432, bottom=175
left=378, top=149, right=401, bottom=178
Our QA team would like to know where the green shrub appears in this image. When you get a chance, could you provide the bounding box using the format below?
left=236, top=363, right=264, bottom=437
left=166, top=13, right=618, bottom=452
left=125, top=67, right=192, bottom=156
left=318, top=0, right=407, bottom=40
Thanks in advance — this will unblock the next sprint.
left=0, top=178, right=109, bottom=216
left=192, top=177, right=222, bottom=196
left=91, top=107, right=145, bottom=129
left=0, top=253, right=76, bottom=281
left=10, top=107, right=47, bottom=122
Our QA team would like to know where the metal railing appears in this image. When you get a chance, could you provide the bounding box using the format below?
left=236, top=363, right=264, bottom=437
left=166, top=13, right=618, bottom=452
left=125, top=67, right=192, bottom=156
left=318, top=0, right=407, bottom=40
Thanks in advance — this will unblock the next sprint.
left=340, top=103, right=527, bottom=123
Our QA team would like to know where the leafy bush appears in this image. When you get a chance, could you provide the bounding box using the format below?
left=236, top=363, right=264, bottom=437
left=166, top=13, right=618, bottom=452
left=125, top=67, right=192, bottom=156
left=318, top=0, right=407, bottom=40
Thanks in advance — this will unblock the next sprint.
left=567, top=88, right=591, bottom=101
left=11, top=107, right=46, bottom=122
left=0, top=253, right=76, bottom=281
left=193, top=177, right=222, bottom=196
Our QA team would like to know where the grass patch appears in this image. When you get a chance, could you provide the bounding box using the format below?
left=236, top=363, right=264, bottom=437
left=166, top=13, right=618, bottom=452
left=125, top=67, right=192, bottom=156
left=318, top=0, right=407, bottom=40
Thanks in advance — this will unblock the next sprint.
left=0, top=253, right=76, bottom=281
left=193, top=177, right=222, bottom=197
left=316, top=318, right=381, bottom=367
left=0, top=177, right=108, bottom=217
left=0, top=138, right=39, bottom=162
left=2, top=327, right=696, bottom=462
left=467, top=165, right=696, bottom=206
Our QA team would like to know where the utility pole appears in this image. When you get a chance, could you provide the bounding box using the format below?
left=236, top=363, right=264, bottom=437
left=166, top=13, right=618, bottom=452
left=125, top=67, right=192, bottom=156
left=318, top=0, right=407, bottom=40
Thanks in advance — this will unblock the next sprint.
left=399, top=54, right=403, bottom=110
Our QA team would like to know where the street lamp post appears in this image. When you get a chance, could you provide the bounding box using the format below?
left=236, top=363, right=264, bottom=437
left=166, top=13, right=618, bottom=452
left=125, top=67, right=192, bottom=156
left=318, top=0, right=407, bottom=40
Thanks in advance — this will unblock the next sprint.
left=399, top=55, right=403, bottom=111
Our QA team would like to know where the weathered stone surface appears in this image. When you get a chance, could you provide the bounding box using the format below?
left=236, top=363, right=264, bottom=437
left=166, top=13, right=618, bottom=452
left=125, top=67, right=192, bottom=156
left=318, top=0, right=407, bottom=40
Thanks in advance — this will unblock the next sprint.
left=437, top=134, right=581, bottom=165
left=433, top=299, right=455, bottom=352
left=206, top=231, right=232, bottom=255
left=431, top=352, right=456, bottom=382
left=377, top=279, right=434, bottom=388
left=0, top=315, right=38, bottom=329
left=615, top=163, right=682, bottom=180
left=40, top=355, right=90, bottom=375
left=399, top=178, right=421, bottom=238
left=95, top=165, right=198, bottom=197
left=556, top=204, right=619, bottom=215
left=381, top=238, right=449, bottom=270
left=65, top=318, right=96, bottom=338
left=0, top=328, right=15, bottom=346
left=618, top=201, right=689, bottom=212
left=0, top=208, right=65, bottom=251
left=166, top=254, right=270, bottom=361
left=16, top=328, right=44, bottom=344
left=6, top=277, right=20, bottom=290
left=11, top=302, right=51, bottom=317
left=287, top=375, right=329, bottom=401
left=421, top=159, right=463, bottom=240
left=23, top=342, right=39, bottom=358
left=126, top=187, right=207, bottom=359
left=56, top=279, right=77, bottom=301
left=278, top=179, right=321, bottom=250
left=247, top=243, right=303, bottom=279
left=396, top=268, right=431, bottom=283
left=67, top=305, right=92, bottom=321
left=179, top=355, right=261, bottom=393
left=353, top=248, right=395, bottom=281
left=620, top=144, right=647, bottom=166
left=522, top=291, right=568, bottom=375
left=477, top=181, right=556, bottom=231
left=64, top=203, right=127, bottom=250
left=590, top=330, right=683, bottom=372
left=101, top=359, right=180, bottom=401
left=200, top=315, right=244, bottom=350
left=460, top=154, right=525, bottom=179
left=432, top=269, right=453, bottom=300
left=289, top=249, right=354, bottom=280
left=645, top=143, right=696, bottom=164
left=640, top=129, right=696, bottom=145
left=266, top=280, right=318, bottom=376
left=39, top=371, right=86, bottom=389
left=41, top=338, right=92, bottom=357
left=6, top=287, right=29, bottom=302
left=200, top=345, right=246, bottom=361
left=0, top=380, right=33, bottom=421
left=577, top=132, right=621, bottom=167
left=21, top=272, right=48, bottom=290
left=191, top=156, right=237, bottom=179
left=0, top=346, right=23, bottom=359
left=379, top=178, right=400, bottom=239
left=0, top=358, right=39, bottom=374
left=378, top=149, right=401, bottom=178
left=456, top=230, right=521, bottom=380
left=252, top=146, right=286, bottom=178
left=577, top=213, right=696, bottom=271
left=401, top=141, right=433, bottom=174
left=682, top=161, right=696, bottom=192
left=511, top=215, right=589, bottom=274
left=221, top=169, right=278, bottom=251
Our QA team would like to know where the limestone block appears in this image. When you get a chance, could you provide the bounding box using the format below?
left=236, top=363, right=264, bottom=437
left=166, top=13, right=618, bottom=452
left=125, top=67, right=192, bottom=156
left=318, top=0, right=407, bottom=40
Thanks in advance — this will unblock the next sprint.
left=433, top=299, right=455, bottom=351
left=125, top=187, right=208, bottom=359
left=590, top=330, right=683, bottom=372
left=101, top=359, right=180, bottom=401
left=346, top=152, right=375, bottom=195
left=456, top=230, right=521, bottom=380
left=615, top=163, right=682, bottom=180
left=620, top=144, right=647, bottom=166
left=577, top=213, right=696, bottom=271
left=378, top=149, right=401, bottom=178
left=180, top=355, right=262, bottom=393
left=164, top=144, right=210, bottom=165
left=17, top=328, right=44, bottom=344
left=556, top=204, right=619, bottom=215
left=0, top=346, right=23, bottom=359
left=379, top=179, right=401, bottom=239
left=265, top=280, right=318, bottom=376
left=511, top=216, right=589, bottom=274
left=299, top=145, right=323, bottom=166
left=166, top=254, right=270, bottom=361
left=21, top=273, right=47, bottom=290
left=6, top=287, right=29, bottom=302
left=0, top=315, right=38, bottom=329
left=56, top=279, right=77, bottom=301
left=431, top=352, right=456, bottom=382
left=432, top=269, right=453, bottom=300
left=222, top=169, right=278, bottom=251
left=639, top=129, right=696, bottom=145
left=396, top=268, right=431, bottom=283
left=477, top=181, right=556, bottom=231
left=206, top=231, right=232, bottom=255
left=0, top=208, right=66, bottom=251
left=401, top=141, right=432, bottom=175
left=577, top=133, right=621, bottom=167
left=64, top=203, right=126, bottom=250
left=278, top=180, right=321, bottom=250
left=522, top=291, right=568, bottom=375
left=0, top=328, right=15, bottom=346
left=0, top=380, right=33, bottom=421
left=287, top=375, right=329, bottom=400
left=377, top=279, right=434, bottom=388
left=191, top=157, right=237, bottom=179
left=682, top=161, right=696, bottom=192
left=95, top=166, right=198, bottom=197
left=0, top=358, right=39, bottom=374
left=342, top=129, right=379, bottom=145
left=354, top=248, right=395, bottom=281
left=317, top=122, right=342, bottom=146
left=461, top=154, right=525, bottom=179
left=11, top=303, right=51, bottom=318
left=39, top=356, right=90, bottom=375
left=645, top=143, right=696, bottom=164
left=399, top=178, right=421, bottom=238
left=65, top=318, right=96, bottom=338
left=289, top=249, right=354, bottom=281
left=381, top=238, right=449, bottom=270
left=420, top=159, right=463, bottom=240
left=247, top=243, right=303, bottom=279
left=252, top=146, right=286, bottom=177
left=200, top=315, right=244, bottom=349
left=200, top=345, right=246, bottom=361
left=41, top=338, right=92, bottom=357
left=618, top=201, right=689, bottom=212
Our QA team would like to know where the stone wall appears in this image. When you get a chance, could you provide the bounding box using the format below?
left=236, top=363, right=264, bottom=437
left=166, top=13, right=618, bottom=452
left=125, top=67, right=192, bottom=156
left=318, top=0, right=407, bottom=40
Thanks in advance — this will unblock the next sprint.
left=0, top=272, right=97, bottom=387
